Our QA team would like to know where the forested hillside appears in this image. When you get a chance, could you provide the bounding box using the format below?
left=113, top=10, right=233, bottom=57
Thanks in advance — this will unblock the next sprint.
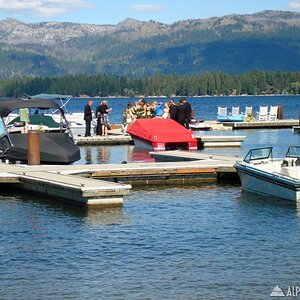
left=1, top=71, right=299, bottom=97
left=0, top=10, right=299, bottom=78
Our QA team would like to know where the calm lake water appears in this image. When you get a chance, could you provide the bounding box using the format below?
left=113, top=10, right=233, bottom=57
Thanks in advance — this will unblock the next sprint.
left=1, top=96, right=300, bottom=299
left=68, top=95, right=300, bottom=123
left=1, top=185, right=300, bottom=299
left=77, top=128, right=300, bottom=165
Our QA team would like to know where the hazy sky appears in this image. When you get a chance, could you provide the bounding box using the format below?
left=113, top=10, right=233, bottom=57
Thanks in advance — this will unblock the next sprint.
left=0, top=0, right=299, bottom=24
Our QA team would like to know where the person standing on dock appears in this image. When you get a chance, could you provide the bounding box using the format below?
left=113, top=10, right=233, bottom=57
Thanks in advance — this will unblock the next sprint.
left=169, top=99, right=176, bottom=120
left=84, top=100, right=93, bottom=137
left=95, top=102, right=102, bottom=136
left=182, top=98, right=192, bottom=129
left=99, top=100, right=112, bottom=137
left=162, top=102, right=170, bottom=119
left=175, top=98, right=186, bottom=126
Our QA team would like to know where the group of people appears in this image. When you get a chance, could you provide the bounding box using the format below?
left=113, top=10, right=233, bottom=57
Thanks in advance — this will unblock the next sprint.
left=84, top=97, right=193, bottom=137
left=84, top=100, right=112, bottom=137
left=122, top=97, right=192, bottom=130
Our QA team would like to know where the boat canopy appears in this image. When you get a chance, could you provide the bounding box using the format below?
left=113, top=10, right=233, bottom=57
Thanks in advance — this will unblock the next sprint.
left=29, top=94, right=73, bottom=100
left=0, top=99, right=62, bottom=118
left=127, top=118, right=196, bottom=143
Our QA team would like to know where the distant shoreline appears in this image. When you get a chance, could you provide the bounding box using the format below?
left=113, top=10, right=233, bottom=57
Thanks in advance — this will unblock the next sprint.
left=73, top=94, right=300, bottom=99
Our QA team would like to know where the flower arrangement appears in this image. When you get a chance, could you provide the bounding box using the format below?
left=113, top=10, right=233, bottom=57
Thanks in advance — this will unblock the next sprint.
left=245, top=113, right=255, bottom=122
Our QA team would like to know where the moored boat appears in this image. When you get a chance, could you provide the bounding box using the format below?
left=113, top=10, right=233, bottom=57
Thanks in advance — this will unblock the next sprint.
left=127, top=118, right=197, bottom=151
left=0, top=98, right=81, bottom=164
left=217, top=114, right=245, bottom=122
left=234, top=146, right=300, bottom=201
left=189, top=123, right=211, bottom=131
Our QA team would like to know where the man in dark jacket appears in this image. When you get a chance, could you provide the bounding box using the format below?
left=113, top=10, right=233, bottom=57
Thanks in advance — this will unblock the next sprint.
left=175, top=98, right=186, bottom=126
left=182, top=98, right=192, bottom=129
left=169, top=99, right=177, bottom=120
left=84, top=100, right=93, bottom=137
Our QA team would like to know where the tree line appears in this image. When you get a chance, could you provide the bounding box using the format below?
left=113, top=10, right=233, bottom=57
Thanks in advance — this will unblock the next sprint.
left=0, top=70, right=299, bottom=98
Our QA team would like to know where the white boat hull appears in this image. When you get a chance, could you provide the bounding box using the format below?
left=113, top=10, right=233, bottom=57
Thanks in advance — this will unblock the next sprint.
left=131, top=136, right=165, bottom=151
left=237, top=170, right=300, bottom=201
left=235, top=161, right=300, bottom=201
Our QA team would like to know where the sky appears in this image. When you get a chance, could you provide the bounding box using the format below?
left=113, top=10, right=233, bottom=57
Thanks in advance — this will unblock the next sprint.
left=0, top=0, right=299, bottom=25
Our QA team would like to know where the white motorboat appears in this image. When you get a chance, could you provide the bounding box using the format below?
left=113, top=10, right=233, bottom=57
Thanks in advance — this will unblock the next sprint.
left=26, top=93, right=97, bottom=135
left=234, top=146, right=300, bottom=201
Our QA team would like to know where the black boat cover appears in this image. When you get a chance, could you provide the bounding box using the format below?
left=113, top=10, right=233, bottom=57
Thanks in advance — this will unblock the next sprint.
left=0, top=99, right=62, bottom=117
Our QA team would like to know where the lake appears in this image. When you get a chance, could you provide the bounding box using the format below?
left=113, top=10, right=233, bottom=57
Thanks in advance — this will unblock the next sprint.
left=68, top=95, right=300, bottom=124
left=1, top=184, right=300, bottom=299
left=76, top=128, right=300, bottom=165
left=1, top=96, right=300, bottom=299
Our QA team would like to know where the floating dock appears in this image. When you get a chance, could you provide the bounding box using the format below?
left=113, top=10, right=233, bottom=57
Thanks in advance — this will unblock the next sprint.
left=0, top=151, right=239, bottom=207
left=221, top=119, right=298, bottom=129
left=0, top=163, right=131, bottom=207
left=75, top=132, right=246, bottom=148
left=199, top=135, right=246, bottom=147
left=76, top=134, right=133, bottom=146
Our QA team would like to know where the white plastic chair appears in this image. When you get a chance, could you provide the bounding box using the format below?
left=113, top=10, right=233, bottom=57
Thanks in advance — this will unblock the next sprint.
left=257, top=106, right=268, bottom=121
left=217, top=107, right=227, bottom=116
left=244, top=106, right=253, bottom=115
left=268, top=105, right=278, bottom=121
left=230, top=106, right=240, bottom=115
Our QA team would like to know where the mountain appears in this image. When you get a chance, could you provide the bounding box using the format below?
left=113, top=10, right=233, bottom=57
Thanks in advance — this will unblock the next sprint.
left=0, top=10, right=299, bottom=78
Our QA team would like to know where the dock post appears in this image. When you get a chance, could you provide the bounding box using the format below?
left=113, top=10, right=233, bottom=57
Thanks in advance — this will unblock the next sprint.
left=27, top=130, right=40, bottom=165
left=277, top=105, right=284, bottom=120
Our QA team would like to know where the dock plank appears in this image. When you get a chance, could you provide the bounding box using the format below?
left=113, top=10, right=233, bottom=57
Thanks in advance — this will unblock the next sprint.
left=221, top=119, right=298, bottom=129
left=76, top=135, right=132, bottom=146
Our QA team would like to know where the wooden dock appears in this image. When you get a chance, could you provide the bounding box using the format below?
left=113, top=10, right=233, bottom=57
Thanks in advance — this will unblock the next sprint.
left=221, top=119, right=298, bottom=129
left=0, top=163, right=131, bottom=207
left=200, top=135, right=246, bottom=147
left=0, top=152, right=239, bottom=206
left=76, top=134, right=133, bottom=146
left=75, top=132, right=246, bottom=148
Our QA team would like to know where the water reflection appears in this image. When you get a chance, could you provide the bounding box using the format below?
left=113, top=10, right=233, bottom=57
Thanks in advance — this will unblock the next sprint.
left=237, top=189, right=297, bottom=210
left=97, top=146, right=110, bottom=163
left=126, top=146, right=155, bottom=163
left=84, top=146, right=93, bottom=164
left=1, top=193, right=131, bottom=226
left=61, top=204, right=131, bottom=227
left=78, top=145, right=154, bottom=165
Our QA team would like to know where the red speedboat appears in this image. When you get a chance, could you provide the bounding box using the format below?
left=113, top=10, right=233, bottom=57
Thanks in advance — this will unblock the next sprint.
left=127, top=119, right=197, bottom=151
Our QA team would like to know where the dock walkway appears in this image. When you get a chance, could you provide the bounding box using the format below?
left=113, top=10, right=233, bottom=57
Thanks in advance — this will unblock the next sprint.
left=221, top=119, right=298, bottom=129
left=0, top=152, right=239, bottom=204
left=0, top=163, right=131, bottom=207
left=75, top=131, right=246, bottom=148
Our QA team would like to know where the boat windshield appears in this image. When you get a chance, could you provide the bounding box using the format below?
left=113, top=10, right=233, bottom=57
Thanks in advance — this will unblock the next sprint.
left=285, top=146, right=300, bottom=159
left=243, top=147, right=273, bottom=163
left=0, top=118, right=5, bottom=136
